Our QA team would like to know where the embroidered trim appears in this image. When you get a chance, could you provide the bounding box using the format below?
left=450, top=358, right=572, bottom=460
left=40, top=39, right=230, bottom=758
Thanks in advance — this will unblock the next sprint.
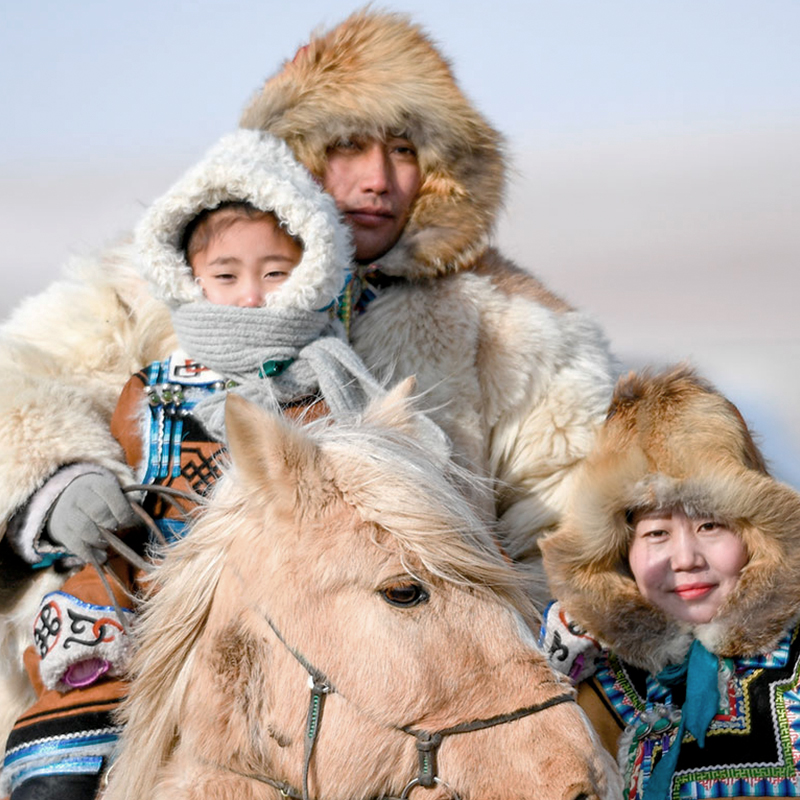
left=141, top=353, right=225, bottom=484
left=599, top=626, right=800, bottom=799
left=2, top=727, right=120, bottom=795
left=33, top=591, right=133, bottom=692
left=539, top=600, right=603, bottom=683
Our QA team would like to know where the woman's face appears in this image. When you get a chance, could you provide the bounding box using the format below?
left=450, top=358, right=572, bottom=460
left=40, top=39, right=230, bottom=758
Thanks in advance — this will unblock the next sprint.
left=628, top=508, right=748, bottom=624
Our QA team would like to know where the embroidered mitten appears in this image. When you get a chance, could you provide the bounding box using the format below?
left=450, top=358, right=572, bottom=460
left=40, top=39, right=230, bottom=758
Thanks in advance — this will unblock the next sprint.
left=46, top=472, right=138, bottom=563
left=539, top=601, right=604, bottom=683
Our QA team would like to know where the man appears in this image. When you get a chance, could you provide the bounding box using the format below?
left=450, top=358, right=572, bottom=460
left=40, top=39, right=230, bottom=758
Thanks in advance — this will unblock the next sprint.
left=0, top=6, right=615, bottom=776
left=323, top=135, right=422, bottom=265
left=241, top=9, right=617, bottom=567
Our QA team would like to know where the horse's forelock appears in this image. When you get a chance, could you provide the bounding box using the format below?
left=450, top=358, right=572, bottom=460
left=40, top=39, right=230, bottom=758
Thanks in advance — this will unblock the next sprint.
left=198, top=408, right=532, bottom=617
left=314, top=421, right=531, bottom=615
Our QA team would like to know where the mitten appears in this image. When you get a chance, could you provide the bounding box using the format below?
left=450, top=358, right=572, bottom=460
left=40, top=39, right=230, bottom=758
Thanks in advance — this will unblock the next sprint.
left=46, top=472, right=137, bottom=563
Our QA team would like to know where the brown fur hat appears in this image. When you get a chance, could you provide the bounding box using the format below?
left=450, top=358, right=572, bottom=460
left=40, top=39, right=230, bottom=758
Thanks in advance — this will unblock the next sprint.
left=239, top=8, right=505, bottom=279
left=541, top=365, right=800, bottom=672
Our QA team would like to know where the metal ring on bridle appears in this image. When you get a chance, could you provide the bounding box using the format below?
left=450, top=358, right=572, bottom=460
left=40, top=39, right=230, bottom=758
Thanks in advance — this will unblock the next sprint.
left=400, top=776, right=459, bottom=800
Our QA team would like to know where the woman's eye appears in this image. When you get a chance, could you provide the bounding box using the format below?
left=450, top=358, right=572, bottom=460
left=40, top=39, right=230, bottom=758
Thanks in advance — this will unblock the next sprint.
left=381, top=583, right=429, bottom=608
left=698, top=521, right=721, bottom=532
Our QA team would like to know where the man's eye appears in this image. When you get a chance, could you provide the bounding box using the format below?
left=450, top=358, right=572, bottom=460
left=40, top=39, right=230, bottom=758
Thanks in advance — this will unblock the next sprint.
left=332, top=138, right=359, bottom=152
left=392, top=141, right=417, bottom=158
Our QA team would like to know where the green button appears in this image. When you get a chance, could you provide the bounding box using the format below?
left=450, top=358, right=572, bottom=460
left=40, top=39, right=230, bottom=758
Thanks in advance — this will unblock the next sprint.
left=259, top=358, right=294, bottom=378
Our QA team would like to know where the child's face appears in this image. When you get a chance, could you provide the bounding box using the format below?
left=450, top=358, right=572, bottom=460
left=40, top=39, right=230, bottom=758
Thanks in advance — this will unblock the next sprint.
left=191, top=216, right=303, bottom=307
left=628, top=508, right=748, bottom=624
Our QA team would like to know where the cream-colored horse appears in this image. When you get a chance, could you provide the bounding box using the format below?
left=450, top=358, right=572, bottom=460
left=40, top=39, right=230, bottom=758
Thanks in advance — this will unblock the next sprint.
left=105, top=387, right=620, bottom=800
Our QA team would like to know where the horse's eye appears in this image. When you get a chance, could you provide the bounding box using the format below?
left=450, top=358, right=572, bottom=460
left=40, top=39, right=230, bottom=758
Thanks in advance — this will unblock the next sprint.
left=381, top=583, right=429, bottom=608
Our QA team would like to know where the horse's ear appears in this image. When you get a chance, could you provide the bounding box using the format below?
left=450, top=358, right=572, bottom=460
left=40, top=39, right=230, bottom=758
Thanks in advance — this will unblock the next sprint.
left=363, top=376, right=452, bottom=462
left=362, top=376, right=417, bottom=428
left=224, top=394, right=318, bottom=497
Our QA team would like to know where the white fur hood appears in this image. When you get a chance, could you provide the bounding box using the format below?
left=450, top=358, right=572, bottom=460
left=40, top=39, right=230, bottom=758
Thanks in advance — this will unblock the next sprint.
left=135, top=129, right=353, bottom=311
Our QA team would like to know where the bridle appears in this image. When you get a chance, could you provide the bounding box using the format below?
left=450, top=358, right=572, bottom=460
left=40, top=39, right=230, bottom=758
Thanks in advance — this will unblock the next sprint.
left=95, top=486, right=575, bottom=800
left=246, top=609, right=576, bottom=800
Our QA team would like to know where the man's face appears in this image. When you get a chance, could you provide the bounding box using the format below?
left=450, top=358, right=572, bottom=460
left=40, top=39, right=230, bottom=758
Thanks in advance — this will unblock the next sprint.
left=322, top=135, right=421, bottom=264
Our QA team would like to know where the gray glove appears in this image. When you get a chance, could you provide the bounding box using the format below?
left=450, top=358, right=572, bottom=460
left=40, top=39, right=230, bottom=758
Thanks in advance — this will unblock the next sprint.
left=46, top=472, right=138, bottom=563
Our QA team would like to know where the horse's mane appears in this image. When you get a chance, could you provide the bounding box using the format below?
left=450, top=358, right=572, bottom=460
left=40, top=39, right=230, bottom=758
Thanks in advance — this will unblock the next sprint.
left=108, top=396, right=535, bottom=799
left=318, top=419, right=532, bottom=612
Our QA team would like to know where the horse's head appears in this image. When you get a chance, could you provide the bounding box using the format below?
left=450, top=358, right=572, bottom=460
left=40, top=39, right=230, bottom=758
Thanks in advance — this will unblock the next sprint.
left=110, top=383, right=621, bottom=799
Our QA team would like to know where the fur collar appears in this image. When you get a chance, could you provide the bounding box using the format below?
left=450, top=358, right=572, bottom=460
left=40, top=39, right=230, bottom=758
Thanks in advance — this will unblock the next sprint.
left=239, top=8, right=506, bottom=280
left=541, top=366, right=800, bottom=673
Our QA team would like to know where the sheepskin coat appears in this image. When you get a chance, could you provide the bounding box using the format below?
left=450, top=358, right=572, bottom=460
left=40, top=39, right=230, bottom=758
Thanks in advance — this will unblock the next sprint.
left=0, top=7, right=615, bottom=742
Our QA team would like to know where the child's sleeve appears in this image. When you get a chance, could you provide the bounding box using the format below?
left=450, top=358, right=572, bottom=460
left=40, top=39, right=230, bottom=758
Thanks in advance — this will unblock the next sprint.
left=110, top=370, right=150, bottom=472
left=3, top=371, right=149, bottom=568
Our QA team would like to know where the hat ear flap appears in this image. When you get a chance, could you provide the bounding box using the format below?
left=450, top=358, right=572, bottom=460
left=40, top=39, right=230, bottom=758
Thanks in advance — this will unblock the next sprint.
left=698, top=472, right=800, bottom=656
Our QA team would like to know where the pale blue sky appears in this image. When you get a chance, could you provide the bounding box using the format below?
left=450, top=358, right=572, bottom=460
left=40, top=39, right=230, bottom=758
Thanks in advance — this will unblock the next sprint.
left=1, top=1, right=799, bottom=485
left=2, top=0, right=798, bottom=166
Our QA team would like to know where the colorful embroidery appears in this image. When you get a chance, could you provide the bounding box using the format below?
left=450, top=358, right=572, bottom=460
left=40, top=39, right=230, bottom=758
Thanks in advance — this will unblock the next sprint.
left=32, top=592, right=133, bottom=692
left=598, top=626, right=800, bottom=799
left=2, top=718, right=120, bottom=797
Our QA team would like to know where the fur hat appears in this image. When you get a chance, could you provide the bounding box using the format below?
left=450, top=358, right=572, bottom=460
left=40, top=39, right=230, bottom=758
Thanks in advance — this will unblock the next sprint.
left=541, top=365, right=800, bottom=672
left=135, top=129, right=352, bottom=311
left=239, top=8, right=505, bottom=279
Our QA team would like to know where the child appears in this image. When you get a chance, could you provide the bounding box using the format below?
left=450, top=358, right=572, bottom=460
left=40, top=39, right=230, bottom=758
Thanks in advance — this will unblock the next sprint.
left=1, top=129, right=384, bottom=799
left=540, top=365, right=800, bottom=800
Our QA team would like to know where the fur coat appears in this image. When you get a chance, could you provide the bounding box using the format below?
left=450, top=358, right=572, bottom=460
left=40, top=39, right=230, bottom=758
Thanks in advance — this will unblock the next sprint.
left=0, top=7, right=615, bottom=743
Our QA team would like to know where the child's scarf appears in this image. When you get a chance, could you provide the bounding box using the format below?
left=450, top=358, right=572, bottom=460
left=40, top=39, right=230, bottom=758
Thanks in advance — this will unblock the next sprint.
left=172, top=302, right=384, bottom=440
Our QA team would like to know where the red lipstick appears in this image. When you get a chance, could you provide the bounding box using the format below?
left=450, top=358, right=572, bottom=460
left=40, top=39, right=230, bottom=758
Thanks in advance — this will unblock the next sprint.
left=673, top=583, right=715, bottom=600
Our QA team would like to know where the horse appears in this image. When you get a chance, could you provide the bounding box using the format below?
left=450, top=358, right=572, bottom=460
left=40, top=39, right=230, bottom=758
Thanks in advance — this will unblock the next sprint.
left=104, top=383, right=621, bottom=799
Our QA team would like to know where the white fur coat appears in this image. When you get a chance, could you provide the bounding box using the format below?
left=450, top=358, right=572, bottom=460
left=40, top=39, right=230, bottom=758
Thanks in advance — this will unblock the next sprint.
left=0, top=8, right=617, bottom=748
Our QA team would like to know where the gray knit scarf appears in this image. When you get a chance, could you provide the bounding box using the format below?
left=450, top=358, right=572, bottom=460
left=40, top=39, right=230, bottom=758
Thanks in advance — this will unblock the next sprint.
left=171, top=303, right=384, bottom=441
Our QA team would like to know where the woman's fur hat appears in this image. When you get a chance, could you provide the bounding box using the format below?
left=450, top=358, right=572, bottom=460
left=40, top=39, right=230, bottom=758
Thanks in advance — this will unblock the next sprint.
left=135, top=129, right=352, bottom=311
left=239, top=8, right=505, bottom=278
left=541, top=365, right=800, bottom=672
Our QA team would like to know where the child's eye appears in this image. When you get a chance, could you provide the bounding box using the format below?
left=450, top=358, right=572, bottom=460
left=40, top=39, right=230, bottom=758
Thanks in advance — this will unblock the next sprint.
left=264, top=271, right=288, bottom=280
left=214, top=273, right=236, bottom=282
left=642, top=528, right=669, bottom=540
